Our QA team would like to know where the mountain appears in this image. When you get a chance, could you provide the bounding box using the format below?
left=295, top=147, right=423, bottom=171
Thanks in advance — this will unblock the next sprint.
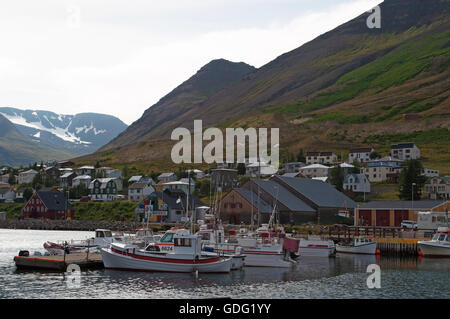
left=0, top=114, right=73, bottom=166
left=80, top=0, right=450, bottom=174
left=0, top=108, right=128, bottom=156
left=105, top=59, right=256, bottom=149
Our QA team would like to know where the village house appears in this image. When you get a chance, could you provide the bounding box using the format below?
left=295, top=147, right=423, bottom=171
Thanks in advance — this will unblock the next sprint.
left=282, top=162, right=306, bottom=174
left=60, top=172, right=77, bottom=188
left=18, top=169, right=38, bottom=184
left=298, top=164, right=330, bottom=178
left=210, top=169, right=238, bottom=192
left=355, top=200, right=448, bottom=227
left=128, top=181, right=156, bottom=202
left=162, top=180, right=195, bottom=195
left=96, top=167, right=122, bottom=179
left=57, top=160, right=75, bottom=168
left=135, top=189, right=205, bottom=223
left=343, top=173, right=371, bottom=194
left=15, top=187, right=26, bottom=202
left=0, top=188, right=15, bottom=203
left=390, top=142, right=420, bottom=161
left=421, top=168, right=440, bottom=178
left=76, top=165, right=95, bottom=176
left=1, top=174, right=9, bottom=183
left=348, top=147, right=375, bottom=163
left=72, top=175, right=92, bottom=188
left=158, top=172, right=177, bottom=182
left=424, top=176, right=450, bottom=200
left=362, top=162, right=403, bottom=183
left=42, top=166, right=61, bottom=183
left=89, top=178, right=118, bottom=201
left=306, top=152, right=338, bottom=165
left=246, top=161, right=278, bottom=178
left=128, top=176, right=144, bottom=184
left=22, top=189, right=74, bottom=220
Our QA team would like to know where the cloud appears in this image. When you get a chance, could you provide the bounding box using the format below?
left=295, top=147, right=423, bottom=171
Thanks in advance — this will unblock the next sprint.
left=0, top=0, right=381, bottom=125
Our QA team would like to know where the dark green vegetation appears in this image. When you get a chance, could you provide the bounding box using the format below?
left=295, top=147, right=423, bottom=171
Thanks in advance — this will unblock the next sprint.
left=398, top=159, right=427, bottom=200
left=0, top=201, right=139, bottom=221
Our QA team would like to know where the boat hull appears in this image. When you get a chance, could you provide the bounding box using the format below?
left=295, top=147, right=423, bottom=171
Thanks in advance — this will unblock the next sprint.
left=298, top=240, right=335, bottom=257
left=418, top=242, right=450, bottom=257
left=336, top=242, right=377, bottom=255
left=101, top=248, right=232, bottom=273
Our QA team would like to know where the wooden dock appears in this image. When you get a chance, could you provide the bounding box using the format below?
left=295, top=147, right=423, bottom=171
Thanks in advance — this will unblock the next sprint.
left=14, top=253, right=104, bottom=271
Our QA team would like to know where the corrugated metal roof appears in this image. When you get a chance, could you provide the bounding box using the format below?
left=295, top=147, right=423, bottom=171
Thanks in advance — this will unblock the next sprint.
left=275, top=176, right=357, bottom=209
left=252, top=180, right=315, bottom=212
left=37, top=191, right=72, bottom=211
left=235, top=188, right=273, bottom=214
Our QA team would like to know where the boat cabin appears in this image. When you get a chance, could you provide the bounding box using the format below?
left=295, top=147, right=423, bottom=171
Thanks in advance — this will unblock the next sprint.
left=95, top=229, right=113, bottom=238
left=432, top=227, right=450, bottom=242
left=173, top=234, right=202, bottom=257
left=354, top=237, right=374, bottom=246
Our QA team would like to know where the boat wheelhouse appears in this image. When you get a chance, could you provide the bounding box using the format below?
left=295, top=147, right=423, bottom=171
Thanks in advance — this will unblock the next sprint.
left=336, top=237, right=377, bottom=255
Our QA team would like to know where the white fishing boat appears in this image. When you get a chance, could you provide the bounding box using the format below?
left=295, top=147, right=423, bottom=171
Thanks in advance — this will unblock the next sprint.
left=418, top=227, right=450, bottom=257
left=201, top=224, right=294, bottom=268
left=101, top=233, right=233, bottom=273
left=336, top=237, right=377, bottom=255
left=298, top=236, right=335, bottom=257
left=44, top=229, right=118, bottom=255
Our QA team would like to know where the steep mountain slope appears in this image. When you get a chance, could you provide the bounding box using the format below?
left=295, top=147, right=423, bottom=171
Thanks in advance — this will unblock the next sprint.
left=0, top=114, right=73, bottom=166
left=79, top=0, right=450, bottom=174
left=104, top=59, right=256, bottom=149
left=0, top=108, right=127, bottom=155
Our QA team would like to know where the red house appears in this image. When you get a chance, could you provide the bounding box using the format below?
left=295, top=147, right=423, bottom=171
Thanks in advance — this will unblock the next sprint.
left=22, top=190, right=74, bottom=220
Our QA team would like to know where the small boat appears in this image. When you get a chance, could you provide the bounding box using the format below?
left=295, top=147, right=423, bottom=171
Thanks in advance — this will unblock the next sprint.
left=44, top=229, right=117, bottom=255
left=101, top=233, right=233, bottom=273
left=202, top=224, right=295, bottom=268
left=298, top=236, right=335, bottom=257
left=336, top=237, right=377, bottom=255
left=418, top=227, right=450, bottom=257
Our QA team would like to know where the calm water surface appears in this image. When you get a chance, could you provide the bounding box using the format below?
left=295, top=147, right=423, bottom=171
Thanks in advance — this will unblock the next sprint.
left=0, top=229, right=449, bottom=299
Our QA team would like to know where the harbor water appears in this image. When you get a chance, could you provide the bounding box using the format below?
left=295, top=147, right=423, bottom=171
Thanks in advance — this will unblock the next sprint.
left=0, top=229, right=449, bottom=299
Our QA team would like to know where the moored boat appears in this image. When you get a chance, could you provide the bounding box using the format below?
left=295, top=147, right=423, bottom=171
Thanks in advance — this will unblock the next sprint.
left=336, top=237, right=377, bottom=255
left=101, top=233, right=233, bottom=273
left=418, top=227, right=450, bottom=257
left=43, top=229, right=117, bottom=255
left=298, top=236, right=335, bottom=257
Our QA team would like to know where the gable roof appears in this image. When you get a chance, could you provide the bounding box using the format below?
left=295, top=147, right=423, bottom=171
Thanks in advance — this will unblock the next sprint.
left=274, top=176, right=357, bottom=209
left=36, top=191, right=72, bottom=211
left=235, top=188, right=273, bottom=214
left=344, top=173, right=367, bottom=184
left=129, top=182, right=153, bottom=190
left=251, top=180, right=315, bottom=212
left=349, top=147, right=373, bottom=153
left=391, top=142, right=416, bottom=149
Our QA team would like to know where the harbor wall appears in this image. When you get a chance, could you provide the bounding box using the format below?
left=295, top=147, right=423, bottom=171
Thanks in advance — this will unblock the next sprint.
left=0, top=219, right=142, bottom=232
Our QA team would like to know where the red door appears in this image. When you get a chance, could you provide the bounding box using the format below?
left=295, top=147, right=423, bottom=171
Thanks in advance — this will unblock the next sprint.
left=394, top=210, right=409, bottom=227
left=376, top=210, right=390, bottom=227
left=358, top=210, right=372, bottom=226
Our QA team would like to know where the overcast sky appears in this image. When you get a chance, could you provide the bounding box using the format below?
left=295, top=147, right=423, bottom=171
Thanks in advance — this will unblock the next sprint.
left=0, top=0, right=381, bottom=125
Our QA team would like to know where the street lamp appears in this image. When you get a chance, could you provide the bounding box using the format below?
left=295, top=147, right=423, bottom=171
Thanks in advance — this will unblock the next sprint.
left=412, top=182, right=416, bottom=209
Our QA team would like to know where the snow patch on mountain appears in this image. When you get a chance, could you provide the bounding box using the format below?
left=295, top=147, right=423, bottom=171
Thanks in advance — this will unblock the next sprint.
left=0, top=112, right=92, bottom=144
left=75, top=122, right=107, bottom=135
